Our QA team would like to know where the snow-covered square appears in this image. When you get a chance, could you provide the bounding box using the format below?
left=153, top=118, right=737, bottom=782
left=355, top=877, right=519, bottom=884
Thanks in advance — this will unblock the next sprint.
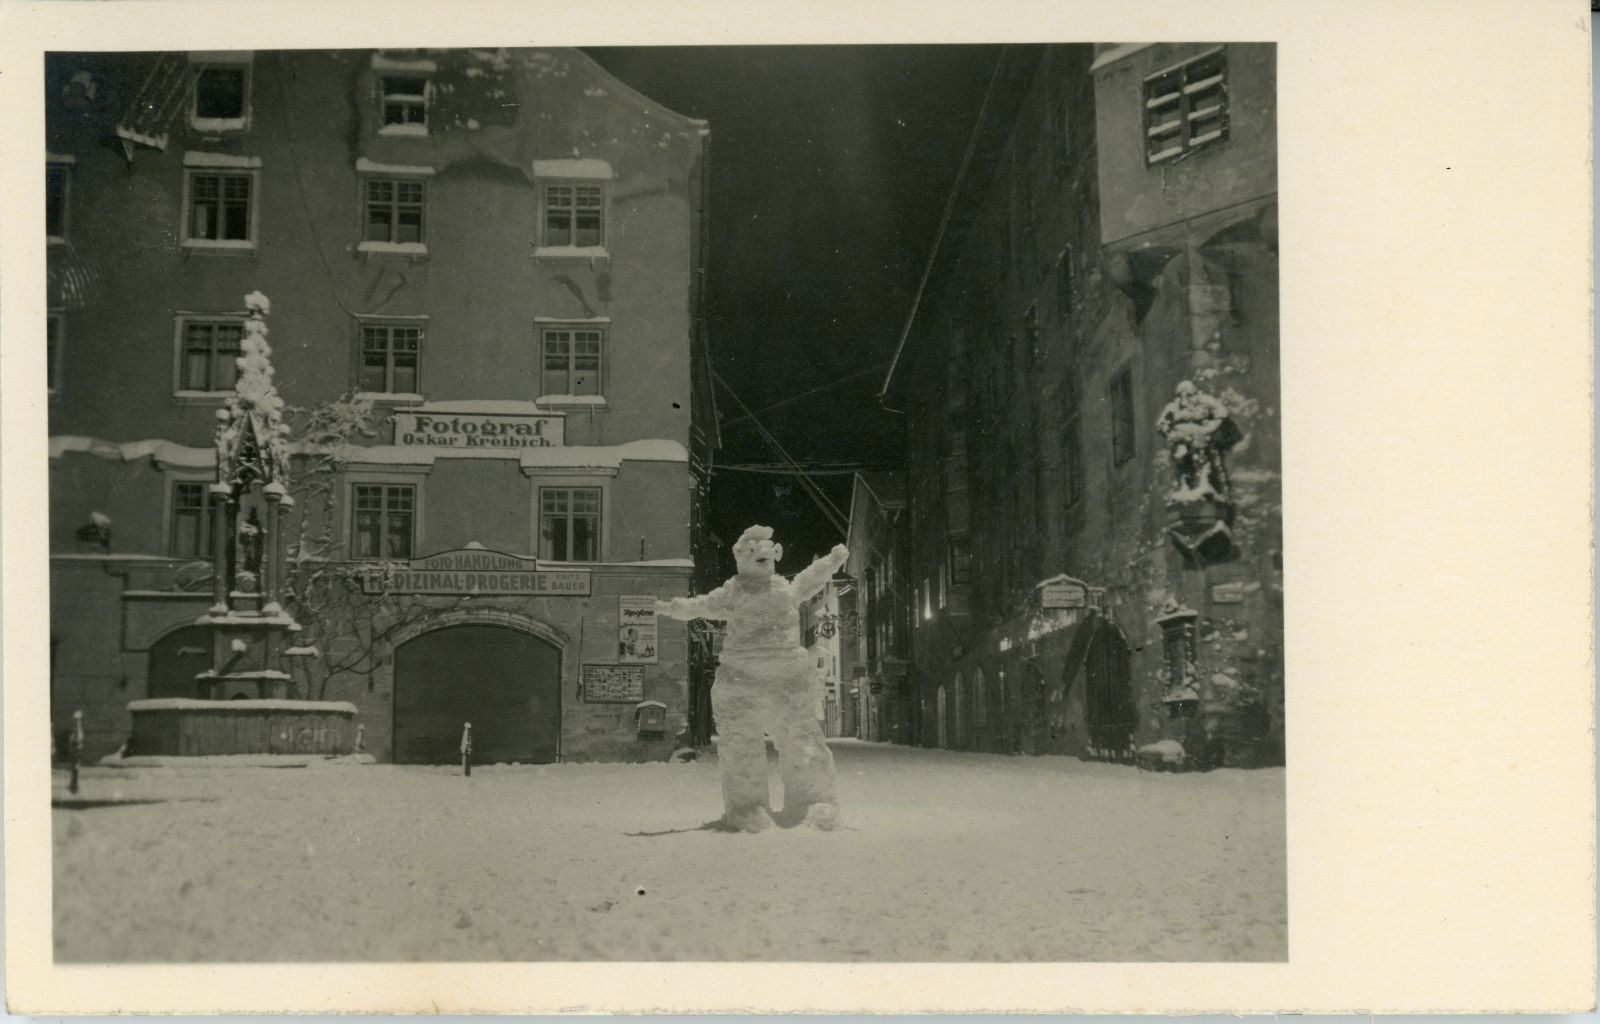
left=53, top=741, right=1285, bottom=962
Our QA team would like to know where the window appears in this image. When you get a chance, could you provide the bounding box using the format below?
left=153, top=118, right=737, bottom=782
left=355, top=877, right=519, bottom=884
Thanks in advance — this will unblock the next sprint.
left=543, top=183, right=604, bottom=248
left=180, top=319, right=243, bottom=392
left=46, top=163, right=68, bottom=241
left=948, top=536, right=972, bottom=587
left=1144, top=48, right=1228, bottom=164
left=540, top=487, right=601, bottom=562
left=185, top=171, right=254, bottom=244
left=364, top=179, right=425, bottom=244
left=541, top=326, right=603, bottom=396
left=1055, top=250, right=1073, bottom=325
left=1051, top=97, right=1071, bottom=179
left=351, top=484, right=415, bottom=560
left=193, top=65, right=248, bottom=129
left=358, top=323, right=421, bottom=394
left=1110, top=365, right=1136, bottom=466
left=1024, top=303, right=1042, bottom=366
left=171, top=482, right=217, bottom=558
left=1061, top=372, right=1084, bottom=506
left=974, top=668, right=988, bottom=726
left=920, top=578, right=931, bottom=622
left=381, top=77, right=428, bottom=132
left=46, top=314, right=62, bottom=393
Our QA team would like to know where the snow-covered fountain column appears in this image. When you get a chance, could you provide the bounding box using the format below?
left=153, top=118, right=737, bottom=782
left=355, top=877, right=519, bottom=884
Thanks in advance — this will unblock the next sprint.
left=124, top=292, right=358, bottom=759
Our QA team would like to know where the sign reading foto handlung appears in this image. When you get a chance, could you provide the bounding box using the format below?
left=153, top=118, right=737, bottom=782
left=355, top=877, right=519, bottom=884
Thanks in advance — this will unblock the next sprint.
left=618, top=595, right=659, bottom=664
left=393, top=409, right=564, bottom=450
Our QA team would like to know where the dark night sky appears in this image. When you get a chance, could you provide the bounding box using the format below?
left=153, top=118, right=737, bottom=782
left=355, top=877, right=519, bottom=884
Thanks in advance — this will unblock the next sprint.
left=585, top=45, right=1003, bottom=572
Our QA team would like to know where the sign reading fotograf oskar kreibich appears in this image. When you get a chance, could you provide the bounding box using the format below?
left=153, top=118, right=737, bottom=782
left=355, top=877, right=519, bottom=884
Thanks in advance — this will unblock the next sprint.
left=361, top=548, right=591, bottom=596
left=617, top=595, right=659, bottom=664
left=393, top=409, right=564, bottom=450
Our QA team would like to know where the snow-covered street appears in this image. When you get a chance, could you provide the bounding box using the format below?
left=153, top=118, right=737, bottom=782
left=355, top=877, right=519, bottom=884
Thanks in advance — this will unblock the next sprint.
left=53, top=740, right=1285, bottom=962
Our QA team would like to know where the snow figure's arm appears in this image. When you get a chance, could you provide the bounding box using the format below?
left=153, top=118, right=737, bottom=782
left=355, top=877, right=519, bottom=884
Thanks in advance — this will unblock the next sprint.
left=655, top=583, right=736, bottom=622
left=789, top=544, right=849, bottom=604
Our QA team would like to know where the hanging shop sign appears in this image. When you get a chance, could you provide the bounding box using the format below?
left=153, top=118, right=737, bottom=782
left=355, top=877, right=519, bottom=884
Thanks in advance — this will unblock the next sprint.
left=582, top=664, right=645, bottom=703
left=393, top=410, right=564, bottom=450
left=360, top=547, right=591, bottom=596
left=1039, top=576, right=1089, bottom=609
left=618, top=595, right=660, bottom=664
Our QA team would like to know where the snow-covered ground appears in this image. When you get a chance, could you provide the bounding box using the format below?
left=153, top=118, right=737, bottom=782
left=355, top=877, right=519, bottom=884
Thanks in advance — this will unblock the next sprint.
left=52, top=740, right=1285, bottom=962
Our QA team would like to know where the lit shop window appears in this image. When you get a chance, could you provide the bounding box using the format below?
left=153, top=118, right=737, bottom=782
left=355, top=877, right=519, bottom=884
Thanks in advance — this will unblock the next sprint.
left=184, top=171, right=254, bottom=246
left=192, top=64, right=249, bottom=131
left=380, top=77, right=428, bottom=133
left=541, top=326, right=603, bottom=396
left=46, top=162, right=69, bottom=242
left=352, top=484, right=415, bottom=560
left=171, top=481, right=218, bottom=558
left=179, top=319, right=243, bottom=393
left=540, top=487, right=601, bottom=562
left=358, top=323, right=421, bottom=394
left=364, top=179, right=425, bottom=244
left=1144, top=48, right=1228, bottom=165
left=542, top=184, right=604, bottom=248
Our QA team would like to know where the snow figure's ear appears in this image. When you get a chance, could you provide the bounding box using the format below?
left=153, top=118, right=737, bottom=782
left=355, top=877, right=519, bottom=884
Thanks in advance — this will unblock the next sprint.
left=772, top=542, right=784, bottom=563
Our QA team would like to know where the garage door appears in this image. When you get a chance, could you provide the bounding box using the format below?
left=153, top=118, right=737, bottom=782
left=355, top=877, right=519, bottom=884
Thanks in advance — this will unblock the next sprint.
left=392, top=625, right=561, bottom=765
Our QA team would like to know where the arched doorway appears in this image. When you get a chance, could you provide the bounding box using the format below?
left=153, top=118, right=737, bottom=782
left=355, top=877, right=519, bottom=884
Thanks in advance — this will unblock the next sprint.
left=936, top=684, right=948, bottom=748
left=146, top=625, right=211, bottom=699
left=1084, top=623, right=1137, bottom=761
left=392, top=624, right=561, bottom=764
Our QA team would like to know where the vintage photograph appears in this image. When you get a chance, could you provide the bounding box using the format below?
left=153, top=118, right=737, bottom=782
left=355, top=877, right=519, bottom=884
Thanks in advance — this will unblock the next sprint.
left=45, top=42, right=1283, bottom=963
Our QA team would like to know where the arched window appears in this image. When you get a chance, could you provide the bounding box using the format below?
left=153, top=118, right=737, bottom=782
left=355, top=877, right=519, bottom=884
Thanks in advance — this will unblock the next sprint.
left=952, top=672, right=965, bottom=745
left=973, top=668, right=988, bottom=727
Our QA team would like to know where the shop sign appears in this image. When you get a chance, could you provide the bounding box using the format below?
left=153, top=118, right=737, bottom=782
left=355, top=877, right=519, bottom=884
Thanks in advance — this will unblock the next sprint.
left=618, top=595, right=659, bottom=663
left=1211, top=582, right=1249, bottom=604
left=582, top=664, right=645, bottom=703
left=360, top=547, right=591, bottom=596
left=392, top=410, right=564, bottom=451
left=1040, top=578, right=1089, bottom=609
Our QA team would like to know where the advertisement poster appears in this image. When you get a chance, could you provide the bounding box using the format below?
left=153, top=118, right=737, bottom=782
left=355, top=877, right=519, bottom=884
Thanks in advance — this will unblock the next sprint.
left=618, top=595, right=658, bottom=664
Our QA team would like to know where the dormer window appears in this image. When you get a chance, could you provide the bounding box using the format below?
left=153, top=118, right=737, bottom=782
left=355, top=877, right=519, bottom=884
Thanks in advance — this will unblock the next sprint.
left=188, top=53, right=251, bottom=132
left=381, top=77, right=429, bottom=134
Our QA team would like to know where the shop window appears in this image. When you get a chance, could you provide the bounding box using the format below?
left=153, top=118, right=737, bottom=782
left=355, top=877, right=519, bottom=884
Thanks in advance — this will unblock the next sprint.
left=192, top=64, right=248, bottom=130
left=364, top=179, right=426, bottom=245
left=179, top=318, right=244, bottom=393
left=380, top=77, right=428, bottom=133
left=46, top=162, right=69, bottom=241
left=171, top=481, right=217, bottom=558
left=358, top=322, right=422, bottom=395
left=1144, top=48, right=1228, bottom=165
left=541, top=326, right=604, bottom=396
left=184, top=171, right=255, bottom=246
left=1109, top=364, right=1136, bottom=466
left=542, top=183, right=605, bottom=248
left=540, top=487, right=601, bottom=562
left=351, top=484, right=415, bottom=560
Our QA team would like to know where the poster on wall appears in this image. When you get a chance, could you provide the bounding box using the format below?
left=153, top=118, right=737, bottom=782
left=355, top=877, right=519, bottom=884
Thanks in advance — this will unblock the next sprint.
left=618, top=595, right=659, bottom=664
left=582, top=664, right=645, bottom=703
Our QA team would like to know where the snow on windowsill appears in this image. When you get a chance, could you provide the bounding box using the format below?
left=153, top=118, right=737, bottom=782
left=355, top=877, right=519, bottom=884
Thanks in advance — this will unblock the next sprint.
left=533, top=245, right=609, bottom=261
left=129, top=698, right=358, bottom=713
left=191, top=117, right=249, bottom=133
left=183, top=151, right=262, bottom=169
left=357, top=241, right=429, bottom=257
left=533, top=315, right=611, bottom=324
left=354, top=392, right=425, bottom=404
left=537, top=395, right=607, bottom=407
left=173, top=390, right=230, bottom=404
left=410, top=399, right=552, bottom=415
left=372, top=54, right=437, bottom=73
left=355, top=157, right=435, bottom=177
left=182, top=239, right=256, bottom=253
left=531, top=158, right=614, bottom=180
left=378, top=124, right=430, bottom=138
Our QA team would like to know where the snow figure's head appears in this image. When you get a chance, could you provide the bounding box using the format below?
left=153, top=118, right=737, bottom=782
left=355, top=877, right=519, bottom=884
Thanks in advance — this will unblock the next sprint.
left=732, top=525, right=782, bottom=579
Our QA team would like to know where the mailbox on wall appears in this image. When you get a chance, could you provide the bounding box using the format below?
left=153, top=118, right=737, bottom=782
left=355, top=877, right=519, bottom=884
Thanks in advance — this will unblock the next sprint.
left=635, top=699, right=667, bottom=740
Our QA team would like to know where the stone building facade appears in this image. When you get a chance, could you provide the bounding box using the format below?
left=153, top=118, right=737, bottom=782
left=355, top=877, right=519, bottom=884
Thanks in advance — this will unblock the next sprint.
left=46, top=48, right=716, bottom=763
left=885, top=43, right=1282, bottom=766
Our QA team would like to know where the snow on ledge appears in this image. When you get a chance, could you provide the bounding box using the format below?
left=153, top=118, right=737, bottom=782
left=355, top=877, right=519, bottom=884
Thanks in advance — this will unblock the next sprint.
left=128, top=698, right=358, bottom=713
left=372, top=54, right=437, bottom=73
left=50, top=435, right=214, bottom=468
left=412, top=399, right=551, bottom=415
left=354, top=392, right=424, bottom=404
left=532, top=158, right=613, bottom=180
left=533, top=245, right=609, bottom=260
left=183, top=151, right=262, bottom=169
left=356, top=157, right=435, bottom=177
left=536, top=395, right=607, bottom=407
left=332, top=438, right=688, bottom=468
left=533, top=316, right=610, bottom=324
left=378, top=123, right=429, bottom=138
left=357, top=241, right=429, bottom=256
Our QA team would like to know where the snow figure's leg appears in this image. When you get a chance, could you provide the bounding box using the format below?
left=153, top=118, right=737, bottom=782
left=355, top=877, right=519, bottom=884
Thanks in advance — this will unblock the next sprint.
left=710, top=660, right=773, bottom=832
left=773, top=652, right=840, bottom=829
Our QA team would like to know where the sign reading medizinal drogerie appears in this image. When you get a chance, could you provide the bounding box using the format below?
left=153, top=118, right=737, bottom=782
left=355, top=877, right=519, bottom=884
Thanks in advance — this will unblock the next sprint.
left=393, top=410, right=565, bottom=450
left=360, top=547, right=591, bottom=596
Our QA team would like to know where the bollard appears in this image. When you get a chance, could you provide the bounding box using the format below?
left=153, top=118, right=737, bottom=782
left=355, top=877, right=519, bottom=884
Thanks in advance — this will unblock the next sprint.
left=460, top=721, right=472, bottom=777
left=354, top=723, right=365, bottom=754
left=68, top=710, right=84, bottom=796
